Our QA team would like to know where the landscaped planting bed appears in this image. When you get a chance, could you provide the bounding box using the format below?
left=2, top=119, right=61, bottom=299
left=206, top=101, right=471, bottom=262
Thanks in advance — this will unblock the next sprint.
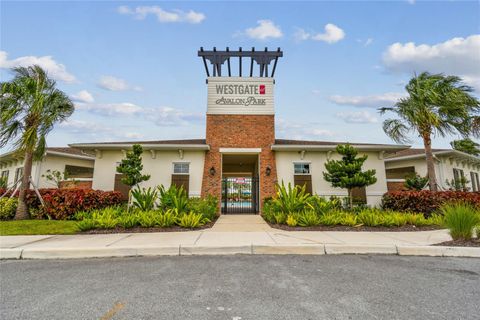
left=262, top=183, right=479, bottom=235
left=0, top=185, right=219, bottom=234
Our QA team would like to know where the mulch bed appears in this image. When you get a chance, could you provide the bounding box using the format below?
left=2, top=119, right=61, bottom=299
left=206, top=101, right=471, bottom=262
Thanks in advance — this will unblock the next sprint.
left=434, top=239, right=480, bottom=247
left=81, top=217, right=217, bottom=234
left=267, top=223, right=442, bottom=232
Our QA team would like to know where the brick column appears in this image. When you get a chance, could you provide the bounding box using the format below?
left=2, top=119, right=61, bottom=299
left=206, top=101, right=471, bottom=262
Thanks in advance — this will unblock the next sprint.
left=201, top=114, right=277, bottom=212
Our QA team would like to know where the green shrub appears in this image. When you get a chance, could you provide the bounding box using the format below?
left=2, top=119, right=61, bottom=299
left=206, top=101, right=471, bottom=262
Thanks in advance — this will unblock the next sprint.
left=441, top=203, right=480, bottom=240
left=271, top=182, right=312, bottom=214
left=382, top=212, right=407, bottom=227
left=158, top=185, right=188, bottom=214
left=0, top=198, right=17, bottom=220
left=131, top=187, right=158, bottom=211
left=426, top=214, right=444, bottom=226
left=77, top=219, right=96, bottom=231
left=156, top=209, right=177, bottom=227
left=137, top=210, right=158, bottom=228
left=357, top=209, right=381, bottom=227
left=297, top=211, right=320, bottom=227
left=286, top=214, right=298, bottom=227
left=307, top=196, right=341, bottom=214
left=117, top=214, right=139, bottom=228
left=339, top=213, right=358, bottom=226
left=187, top=195, right=218, bottom=221
left=177, top=212, right=205, bottom=228
left=319, top=211, right=342, bottom=226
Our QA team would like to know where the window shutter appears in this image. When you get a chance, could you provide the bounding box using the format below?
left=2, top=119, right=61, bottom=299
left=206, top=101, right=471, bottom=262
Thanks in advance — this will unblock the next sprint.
left=293, top=175, right=312, bottom=194
left=171, top=174, right=189, bottom=195
left=114, top=174, right=131, bottom=199
left=351, top=187, right=367, bottom=204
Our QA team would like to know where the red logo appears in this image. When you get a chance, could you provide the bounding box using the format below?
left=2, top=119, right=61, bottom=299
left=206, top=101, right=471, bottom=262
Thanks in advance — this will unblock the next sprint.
left=259, top=85, right=265, bottom=95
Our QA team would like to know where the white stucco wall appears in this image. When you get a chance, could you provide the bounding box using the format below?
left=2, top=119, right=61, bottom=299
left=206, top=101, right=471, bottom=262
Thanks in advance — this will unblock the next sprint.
left=92, top=150, right=206, bottom=197
left=35, top=155, right=94, bottom=188
left=0, top=154, right=94, bottom=189
left=385, top=155, right=480, bottom=191
left=275, top=150, right=388, bottom=206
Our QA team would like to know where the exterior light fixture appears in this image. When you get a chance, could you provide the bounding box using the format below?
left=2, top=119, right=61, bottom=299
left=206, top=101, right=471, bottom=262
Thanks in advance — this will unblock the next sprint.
left=209, top=166, right=216, bottom=176
left=266, top=166, right=271, bottom=176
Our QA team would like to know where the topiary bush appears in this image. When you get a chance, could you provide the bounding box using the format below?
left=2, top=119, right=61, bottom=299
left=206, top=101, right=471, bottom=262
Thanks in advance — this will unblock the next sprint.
left=0, top=197, right=17, bottom=220
left=381, top=191, right=480, bottom=216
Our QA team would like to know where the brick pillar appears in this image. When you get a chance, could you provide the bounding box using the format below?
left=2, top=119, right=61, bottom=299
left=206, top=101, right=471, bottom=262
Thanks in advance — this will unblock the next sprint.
left=201, top=114, right=277, bottom=212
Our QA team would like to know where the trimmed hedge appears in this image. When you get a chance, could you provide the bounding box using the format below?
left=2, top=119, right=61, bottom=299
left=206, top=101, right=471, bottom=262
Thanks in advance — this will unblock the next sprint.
left=382, top=191, right=480, bottom=216
left=0, top=188, right=124, bottom=220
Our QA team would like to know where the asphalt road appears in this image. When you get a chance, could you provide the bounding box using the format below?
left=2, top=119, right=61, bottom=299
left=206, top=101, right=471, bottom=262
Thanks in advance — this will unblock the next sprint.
left=1, top=255, right=479, bottom=320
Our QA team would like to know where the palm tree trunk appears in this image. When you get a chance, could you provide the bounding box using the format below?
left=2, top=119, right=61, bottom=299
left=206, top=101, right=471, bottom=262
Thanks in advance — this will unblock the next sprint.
left=422, top=133, right=438, bottom=192
left=15, top=151, right=33, bottom=220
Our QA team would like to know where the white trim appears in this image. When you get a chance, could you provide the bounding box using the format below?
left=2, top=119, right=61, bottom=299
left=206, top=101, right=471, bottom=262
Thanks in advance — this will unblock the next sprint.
left=386, top=150, right=480, bottom=164
left=272, top=144, right=409, bottom=152
left=69, top=143, right=210, bottom=151
left=386, top=178, right=405, bottom=182
left=293, top=161, right=311, bottom=175
left=219, top=148, right=262, bottom=154
left=46, top=151, right=94, bottom=161
left=172, top=162, right=190, bottom=175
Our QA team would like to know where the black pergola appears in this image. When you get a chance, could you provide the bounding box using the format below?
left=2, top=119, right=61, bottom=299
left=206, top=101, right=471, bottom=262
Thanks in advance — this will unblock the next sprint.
left=198, top=47, right=283, bottom=77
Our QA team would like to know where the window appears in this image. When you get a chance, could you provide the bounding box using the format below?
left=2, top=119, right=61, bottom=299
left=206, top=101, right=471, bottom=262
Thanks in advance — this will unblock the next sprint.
left=386, top=167, right=415, bottom=179
left=65, top=165, right=94, bottom=179
left=173, top=163, right=189, bottom=174
left=453, top=168, right=465, bottom=184
left=14, top=168, right=23, bottom=183
left=1, top=170, right=9, bottom=181
left=294, top=163, right=310, bottom=175
left=471, top=172, right=480, bottom=192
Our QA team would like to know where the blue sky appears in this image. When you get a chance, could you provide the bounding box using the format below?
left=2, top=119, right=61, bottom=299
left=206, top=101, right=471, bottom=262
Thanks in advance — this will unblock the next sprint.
left=1, top=0, right=479, bottom=151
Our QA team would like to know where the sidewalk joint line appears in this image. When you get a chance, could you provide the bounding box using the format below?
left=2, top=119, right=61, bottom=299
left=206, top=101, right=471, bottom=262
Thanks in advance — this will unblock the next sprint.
left=193, top=232, right=203, bottom=245
left=105, top=234, right=132, bottom=247
left=11, top=235, right=57, bottom=249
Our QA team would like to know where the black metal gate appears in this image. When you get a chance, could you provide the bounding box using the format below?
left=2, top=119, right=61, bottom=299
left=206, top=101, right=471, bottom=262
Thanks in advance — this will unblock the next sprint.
left=221, top=177, right=259, bottom=214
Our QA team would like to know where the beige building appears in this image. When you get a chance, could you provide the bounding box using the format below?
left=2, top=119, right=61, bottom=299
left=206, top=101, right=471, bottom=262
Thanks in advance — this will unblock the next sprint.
left=385, top=149, right=480, bottom=191
left=0, top=148, right=95, bottom=189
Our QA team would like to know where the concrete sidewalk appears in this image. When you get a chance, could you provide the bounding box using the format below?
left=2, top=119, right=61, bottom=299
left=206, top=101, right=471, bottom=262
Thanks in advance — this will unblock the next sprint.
left=1, top=215, right=479, bottom=259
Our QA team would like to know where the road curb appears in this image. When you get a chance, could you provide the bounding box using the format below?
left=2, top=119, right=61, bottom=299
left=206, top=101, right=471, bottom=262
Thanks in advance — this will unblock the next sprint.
left=325, top=244, right=397, bottom=255
left=1, top=244, right=479, bottom=259
left=396, top=245, right=480, bottom=258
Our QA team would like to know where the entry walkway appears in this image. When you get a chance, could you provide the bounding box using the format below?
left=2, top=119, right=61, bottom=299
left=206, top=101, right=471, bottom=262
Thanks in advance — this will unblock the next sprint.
left=0, top=215, right=465, bottom=259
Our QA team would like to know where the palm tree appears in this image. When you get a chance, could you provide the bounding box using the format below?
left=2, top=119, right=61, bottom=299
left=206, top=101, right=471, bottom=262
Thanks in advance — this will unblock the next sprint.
left=380, top=72, right=480, bottom=191
left=0, top=65, right=74, bottom=219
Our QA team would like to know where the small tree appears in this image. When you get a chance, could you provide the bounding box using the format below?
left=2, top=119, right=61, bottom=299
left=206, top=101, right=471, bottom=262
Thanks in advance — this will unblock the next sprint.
left=41, top=169, right=73, bottom=188
left=116, top=144, right=150, bottom=206
left=450, top=138, right=480, bottom=156
left=323, top=144, right=377, bottom=208
left=404, top=173, right=429, bottom=190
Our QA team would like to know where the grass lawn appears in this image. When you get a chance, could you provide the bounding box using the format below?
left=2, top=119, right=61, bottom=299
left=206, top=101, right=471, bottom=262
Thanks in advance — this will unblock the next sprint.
left=0, top=220, right=79, bottom=236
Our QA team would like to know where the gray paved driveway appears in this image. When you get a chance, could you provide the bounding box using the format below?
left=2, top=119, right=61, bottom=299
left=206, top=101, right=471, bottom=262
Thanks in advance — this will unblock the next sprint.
left=1, top=255, right=479, bottom=319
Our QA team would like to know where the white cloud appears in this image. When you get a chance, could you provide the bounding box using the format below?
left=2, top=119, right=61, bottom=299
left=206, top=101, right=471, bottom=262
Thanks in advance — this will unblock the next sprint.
left=407, top=0, right=416, bottom=4
left=59, top=119, right=144, bottom=140
left=329, top=92, right=406, bottom=108
left=357, top=38, right=373, bottom=47
left=71, top=90, right=94, bottom=103
left=244, top=20, right=283, bottom=40
left=153, top=107, right=204, bottom=126
left=296, top=24, right=345, bottom=44
left=0, top=51, right=76, bottom=83
left=336, top=111, right=378, bottom=124
left=382, top=35, right=480, bottom=90
left=75, top=102, right=143, bottom=116
left=117, top=6, right=205, bottom=24
left=98, top=75, right=141, bottom=91
left=74, top=100, right=203, bottom=127
left=276, top=118, right=336, bottom=140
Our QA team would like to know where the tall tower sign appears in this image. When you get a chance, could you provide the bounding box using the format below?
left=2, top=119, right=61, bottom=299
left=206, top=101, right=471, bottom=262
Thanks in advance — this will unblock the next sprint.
left=198, top=47, right=283, bottom=213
